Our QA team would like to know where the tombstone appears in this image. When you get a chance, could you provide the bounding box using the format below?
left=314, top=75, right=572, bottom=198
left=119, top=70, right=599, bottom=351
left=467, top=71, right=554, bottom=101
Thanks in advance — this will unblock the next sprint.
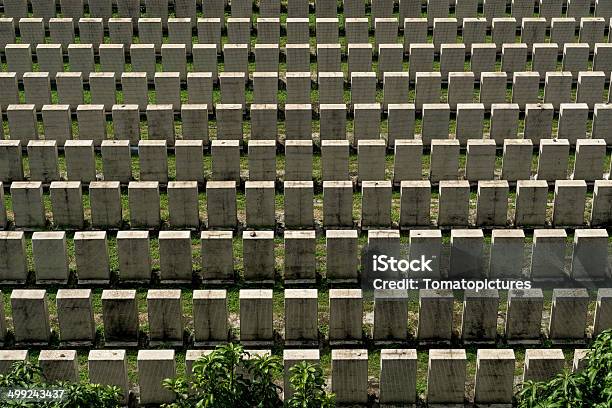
left=361, top=181, right=392, bottom=228
left=147, top=105, right=176, bottom=146
left=326, top=230, right=359, bottom=282
left=284, top=140, right=313, bottom=180
left=512, top=72, right=540, bottom=109
left=159, top=232, right=192, bottom=283
left=5, top=44, right=32, bottom=80
left=415, top=72, right=442, bottom=110
left=196, top=20, right=222, bottom=52
left=408, top=230, right=442, bottom=277
left=88, top=350, right=130, bottom=405
left=476, top=180, right=509, bottom=226
left=449, top=229, right=485, bottom=278
left=11, top=289, right=50, bottom=345
left=531, top=229, right=568, bottom=280
left=32, top=231, right=69, bottom=283
left=56, top=289, right=95, bottom=345
left=591, top=180, right=612, bottom=226
left=388, top=105, right=415, bottom=146
left=284, top=289, right=318, bottom=343
left=240, top=289, right=274, bottom=343
left=283, top=350, right=320, bottom=401
left=514, top=180, right=548, bottom=226
left=501, top=44, right=540, bottom=76
left=465, top=139, right=496, bottom=182
left=432, top=17, right=456, bottom=52
left=284, top=230, right=316, bottom=282
left=137, top=350, right=176, bottom=405
left=37, top=44, right=64, bottom=80
left=10, top=181, right=45, bottom=228
left=419, top=100, right=449, bottom=142
left=242, top=230, right=275, bottom=282
left=521, top=18, right=546, bottom=49
left=404, top=18, right=428, bottom=52
left=39, top=350, right=79, bottom=383
left=154, top=72, right=181, bottom=108
left=552, top=180, right=587, bottom=226
left=399, top=181, right=431, bottom=227
left=558, top=103, right=588, bottom=144
left=505, top=288, right=544, bottom=343
left=544, top=72, right=573, bottom=110
left=193, top=289, right=228, bottom=344
left=357, top=139, right=386, bottom=181
left=23, top=72, right=51, bottom=110
left=474, top=349, right=515, bottom=405
left=318, top=72, right=344, bottom=104
left=206, top=181, right=238, bottom=228
left=348, top=44, right=373, bottom=75
left=373, top=290, right=409, bottom=341
left=351, top=72, right=377, bottom=105
left=592, top=104, right=612, bottom=145
left=489, top=230, right=525, bottom=279
left=440, top=44, right=466, bottom=79
left=64, top=140, right=96, bottom=182
left=101, top=140, right=132, bottom=183
left=76, top=105, right=107, bottom=146
left=74, top=231, right=110, bottom=284
left=102, top=290, right=139, bottom=346
left=394, top=140, right=422, bottom=183
left=147, top=290, right=184, bottom=345
left=536, top=138, right=570, bottom=181
left=576, top=72, right=606, bottom=109
left=379, top=349, right=417, bottom=405
left=548, top=288, right=589, bottom=342
left=523, top=349, right=565, bottom=382
left=121, top=73, right=148, bottom=110
left=128, top=182, right=161, bottom=229
left=323, top=181, right=353, bottom=227
left=426, top=350, right=467, bottom=404
left=68, top=44, right=95, bottom=78
left=284, top=181, right=314, bottom=228
left=167, top=181, right=200, bottom=228
left=331, top=350, right=368, bottom=404
left=319, top=104, right=347, bottom=140
left=562, top=43, right=589, bottom=79
left=201, top=231, right=234, bottom=282
left=461, top=290, right=499, bottom=342
left=480, top=72, right=507, bottom=109
left=470, top=44, right=497, bottom=78
left=438, top=180, right=470, bottom=226
left=571, top=229, right=610, bottom=281
left=409, top=43, right=434, bottom=80
left=8, top=105, right=38, bottom=144
left=0, top=350, right=28, bottom=375
left=0, top=231, right=28, bottom=283
left=174, top=140, right=204, bottom=183
left=0, top=73, right=19, bottom=112
left=462, top=16, right=487, bottom=46
left=448, top=72, right=475, bottom=110
left=89, top=181, right=123, bottom=229
left=42, top=105, right=72, bottom=147
left=108, top=18, right=133, bottom=46
left=329, top=289, right=363, bottom=341
left=418, top=290, right=454, bottom=342
left=532, top=43, right=559, bottom=80
left=457, top=105, right=485, bottom=145
left=216, top=105, right=243, bottom=141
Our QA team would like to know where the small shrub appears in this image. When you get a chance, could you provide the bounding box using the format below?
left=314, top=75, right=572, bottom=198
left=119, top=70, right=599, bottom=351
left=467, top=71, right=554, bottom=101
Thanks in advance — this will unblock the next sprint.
left=163, top=344, right=336, bottom=408
left=0, top=360, right=122, bottom=408
left=286, top=361, right=335, bottom=408
left=515, top=329, right=612, bottom=407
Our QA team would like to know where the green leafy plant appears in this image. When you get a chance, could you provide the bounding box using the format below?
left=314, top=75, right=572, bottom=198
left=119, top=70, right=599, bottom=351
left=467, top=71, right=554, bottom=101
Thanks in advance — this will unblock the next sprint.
left=515, top=329, right=612, bottom=407
left=162, top=343, right=283, bottom=408
left=286, top=361, right=335, bottom=408
left=0, top=360, right=122, bottom=408
left=163, top=344, right=336, bottom=408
